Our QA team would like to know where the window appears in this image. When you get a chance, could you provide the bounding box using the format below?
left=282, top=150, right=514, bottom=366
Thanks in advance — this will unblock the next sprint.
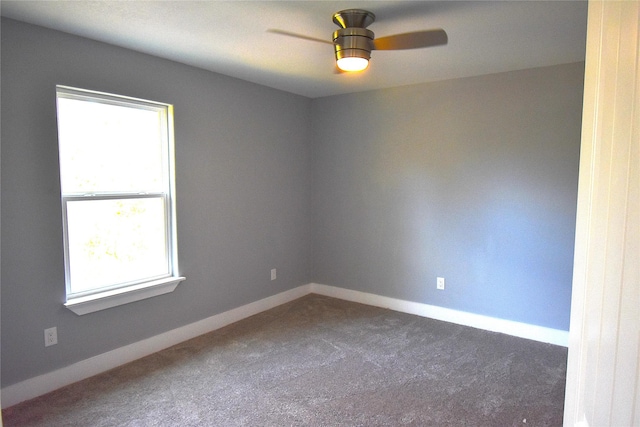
left=56, top=86, right=184, bottom=315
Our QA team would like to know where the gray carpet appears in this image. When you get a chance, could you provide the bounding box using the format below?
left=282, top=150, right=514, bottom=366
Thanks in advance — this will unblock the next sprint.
left=3, top=294, right=567, bottom=426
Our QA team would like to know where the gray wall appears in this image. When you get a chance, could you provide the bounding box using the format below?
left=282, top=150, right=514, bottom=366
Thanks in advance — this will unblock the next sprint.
left=1, top=19, right=312, bottom=387
left=311, top=62, right=583, bottom=331
left=1, top=17, right=584, bottom=389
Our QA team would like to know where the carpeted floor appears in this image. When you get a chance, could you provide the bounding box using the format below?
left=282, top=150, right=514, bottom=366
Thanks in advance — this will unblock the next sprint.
left=3, top=294, right=567, bottom=426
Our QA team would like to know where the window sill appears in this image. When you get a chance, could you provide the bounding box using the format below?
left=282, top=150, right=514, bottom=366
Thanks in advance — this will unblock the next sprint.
left=65, top=276, right=186, bottom=315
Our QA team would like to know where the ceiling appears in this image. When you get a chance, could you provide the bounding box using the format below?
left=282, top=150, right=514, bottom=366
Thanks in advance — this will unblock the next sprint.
left=1, top=1, right=588, bottom=98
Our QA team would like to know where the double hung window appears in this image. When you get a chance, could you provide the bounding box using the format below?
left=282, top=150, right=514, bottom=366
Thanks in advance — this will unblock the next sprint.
left=56, top=86, right=184, bottom=315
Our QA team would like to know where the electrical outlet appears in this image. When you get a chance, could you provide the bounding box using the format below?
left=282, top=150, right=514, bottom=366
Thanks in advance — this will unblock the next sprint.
left=437, top=277, right=445, bottom=290
left=44, top=327, right=58, bottom=347
left=271, top=268, right=277, bottom=281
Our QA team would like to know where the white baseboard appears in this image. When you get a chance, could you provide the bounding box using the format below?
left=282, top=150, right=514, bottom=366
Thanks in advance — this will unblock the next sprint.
left=1, top=285, right=312, bottom=409
left=308, top=283, right=569, bottom=347
left=1, top=282, right=568, bottom=408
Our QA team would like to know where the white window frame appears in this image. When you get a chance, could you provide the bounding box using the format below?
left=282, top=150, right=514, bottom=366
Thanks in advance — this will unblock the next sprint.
left=56, top=86, right=184, bottom=315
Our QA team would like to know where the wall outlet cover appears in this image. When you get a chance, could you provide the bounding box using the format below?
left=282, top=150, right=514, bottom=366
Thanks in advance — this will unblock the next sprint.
left=44, top=327, right=58, bottom=347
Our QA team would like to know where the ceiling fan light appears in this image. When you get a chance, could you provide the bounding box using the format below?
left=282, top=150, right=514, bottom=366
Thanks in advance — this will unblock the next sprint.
left=336, top=56, right=369, bottom=72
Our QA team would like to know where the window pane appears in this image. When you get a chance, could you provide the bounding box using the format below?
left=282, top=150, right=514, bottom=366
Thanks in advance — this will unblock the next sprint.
left=57, top=97, right=166, bottom=193
left=66, top=197, right=169, bottom=295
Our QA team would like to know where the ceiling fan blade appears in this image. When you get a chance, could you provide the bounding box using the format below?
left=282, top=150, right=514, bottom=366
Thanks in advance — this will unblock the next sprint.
left=267, top=29, right=334, bottom=45
left=373, top=29, right=448, bottom=50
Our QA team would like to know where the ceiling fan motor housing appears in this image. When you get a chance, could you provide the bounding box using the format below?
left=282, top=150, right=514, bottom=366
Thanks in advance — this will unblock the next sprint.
left=333, top=27, right=374, bottom=62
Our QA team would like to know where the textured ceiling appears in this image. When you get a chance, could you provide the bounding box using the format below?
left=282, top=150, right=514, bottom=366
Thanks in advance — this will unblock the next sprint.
left=1, top=1, right=588, bottom=98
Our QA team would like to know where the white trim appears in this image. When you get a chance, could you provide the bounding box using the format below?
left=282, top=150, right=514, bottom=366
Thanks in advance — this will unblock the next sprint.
left=2, top=285, right=311, bottom=408
left=308, top=283, right=569, bottom=347
left=2, top=282, right=568, bottom=408
left=65, top=276, right=186, bottom=315
left=563, top=2, right=640, bottom=425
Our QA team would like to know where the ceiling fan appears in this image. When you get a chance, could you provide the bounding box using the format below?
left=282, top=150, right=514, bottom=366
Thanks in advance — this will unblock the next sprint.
left=269, top=9, right=448, bottom=72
